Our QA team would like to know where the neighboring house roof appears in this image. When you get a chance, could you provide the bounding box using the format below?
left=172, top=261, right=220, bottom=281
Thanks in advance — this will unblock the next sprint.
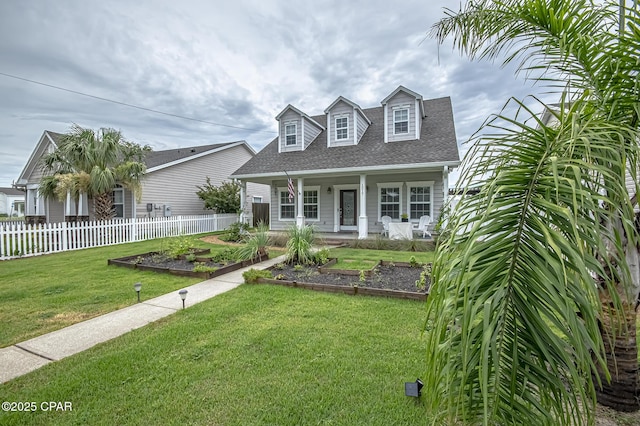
left=232, top=96, right=459, bottom=178
left=0, top=187, right=25, bottom=196
left=15, top=130, right=255, bottom=186
left=143, top=141, right=252, bottom=171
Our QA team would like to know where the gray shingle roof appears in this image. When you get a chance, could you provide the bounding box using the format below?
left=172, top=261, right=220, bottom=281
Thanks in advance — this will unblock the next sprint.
left=46, top=130, right=240, bottom=169
left=143, top=142, right=241, bottom=168
left=0, top=187, right=25, bottom=195
left=231, top=96, right=459, bottom=177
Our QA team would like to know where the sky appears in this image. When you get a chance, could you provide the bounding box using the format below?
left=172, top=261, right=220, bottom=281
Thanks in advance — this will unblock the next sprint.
left=0, top=0, right=548, bottom=188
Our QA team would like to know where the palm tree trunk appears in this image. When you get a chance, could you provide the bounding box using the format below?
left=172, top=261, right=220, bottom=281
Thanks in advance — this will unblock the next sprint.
left=94, top=192, right=115, bottom=221
left=595, top=292, right=640, bottom=412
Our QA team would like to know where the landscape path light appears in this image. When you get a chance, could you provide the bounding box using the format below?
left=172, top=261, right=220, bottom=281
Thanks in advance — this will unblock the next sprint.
left=179, top=289, right=188, bottom=309
left=133, top=282, right=142, bottom=303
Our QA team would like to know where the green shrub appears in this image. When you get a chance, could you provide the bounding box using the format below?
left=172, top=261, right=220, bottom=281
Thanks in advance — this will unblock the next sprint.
left=285, top=225, right=316, bottom=265
left=185, top=253, right=197, bottom=262
left=162, top=236, right=196, bottom=259
left=242, top=268, right=273, bottom=284
left=314, top=248, right=330, bottom=265
left=193, top=263, right=218, bottom=273
left=220, top=222, right=250, bottom=243
left=211, top=247, right=238, bottom=264
left=236, top=223, right=270, bottom=261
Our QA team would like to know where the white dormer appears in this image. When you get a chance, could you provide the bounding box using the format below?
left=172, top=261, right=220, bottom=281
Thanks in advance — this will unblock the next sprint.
left=324, top=96, right=371, bottom=147
left=275, top=104, right=325, bottom=153
left=381, top=86, right=426, bottom=143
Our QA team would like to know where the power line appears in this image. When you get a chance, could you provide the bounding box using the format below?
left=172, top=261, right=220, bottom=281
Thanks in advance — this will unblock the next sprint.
left=0, top=71, right=276, bottom=135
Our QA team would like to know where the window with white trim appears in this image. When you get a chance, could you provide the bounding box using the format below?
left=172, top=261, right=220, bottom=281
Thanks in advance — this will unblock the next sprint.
left=407, top=182, right=433, bottom=220
left=112, top=186, right=124, bottom=218
left=285, top=123, right=297, bottom=145
left=279, top=190, right=295, bottom=220
left=335, top=116, right=348, bottom=140
left=393, top=108, right=409, bottom=134
left=303, top=189, right=319, bottom=220
left=252, top=196, right=263, bottom=203
left=379, top=184, right=401, bottom=219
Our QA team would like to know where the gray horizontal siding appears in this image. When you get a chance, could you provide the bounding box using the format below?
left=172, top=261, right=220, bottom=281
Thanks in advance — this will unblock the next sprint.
left=269, top=171, right=445, bottom=235
left=387, top=91, right=417, bottom=143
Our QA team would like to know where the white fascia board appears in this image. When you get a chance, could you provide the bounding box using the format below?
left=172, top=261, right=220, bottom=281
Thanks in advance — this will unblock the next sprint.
left=145, top=141, right=247, bottom=173
left=380, top=85, right=423, bottom=105
left=232, top=160, right=461, bottom=180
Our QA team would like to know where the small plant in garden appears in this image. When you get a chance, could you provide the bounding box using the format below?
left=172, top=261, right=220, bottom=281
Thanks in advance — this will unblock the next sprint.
left=133, top=256, right=144, bottom=265
left=314, top=248, right=330, bottom=265
left=163, top=236, right=196, bottom=259
left=359, top=270, right=367, bottom=283
left=409, top=255, right=421, bottom=268
left=415, top=263, right=432, bottom=291
left=212, top=247, right=238, bottom=264
left=236, top=223, right=270, bottom=261
left=285, top=225, right=316, bottom=265
left=274, top=273, right=285, bottom=280
left=193, top=263, right=218, bottom=273
left=185, top=253, right=197, bottom=262
left=293, top=264, right=304, bottom=272
left=242, top=268, right=273, bottom=284
left=272, top=263, right=286, bottom=270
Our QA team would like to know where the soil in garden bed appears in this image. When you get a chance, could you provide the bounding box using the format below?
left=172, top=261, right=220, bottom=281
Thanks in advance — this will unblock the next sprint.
left=270, top=263, right=430, bottom=293
left=135, top=253, right=228, bottom=272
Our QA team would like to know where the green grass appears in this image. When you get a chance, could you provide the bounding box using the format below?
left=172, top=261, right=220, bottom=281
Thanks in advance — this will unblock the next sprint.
left=328, top=258, right=379, bottom=270
left=326, top=247, right=435, bottom=265
left=0, top=285, right=430, bottom=425
left=0, top=234, right=234, bottom=347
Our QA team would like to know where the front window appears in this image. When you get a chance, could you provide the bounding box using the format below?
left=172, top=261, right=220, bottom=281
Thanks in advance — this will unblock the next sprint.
left=335, top=116, right=348, bottom=140
left=379, top=186, right=401, bottom=219
left=408, top=185, right=432, bottom=219
left=303, top=190, right=319, bottom=220
left=279, top=190, right=295, bottom=220
left=394, top=109, right=409, bottom=134
left=285, top=123, right=297, bottom=145
left=112, top=187, right=124, bottom=218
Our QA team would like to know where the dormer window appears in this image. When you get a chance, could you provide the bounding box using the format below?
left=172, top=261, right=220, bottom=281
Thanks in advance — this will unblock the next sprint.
left=335, top=116, right=348, bottom=140
left=285, top=123, right=297, bottom=145
left=394, top=108, right=409, bottom=134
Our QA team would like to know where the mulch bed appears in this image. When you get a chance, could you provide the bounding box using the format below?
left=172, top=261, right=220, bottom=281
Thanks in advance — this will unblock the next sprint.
left=259, top=261, right=430, bottom=300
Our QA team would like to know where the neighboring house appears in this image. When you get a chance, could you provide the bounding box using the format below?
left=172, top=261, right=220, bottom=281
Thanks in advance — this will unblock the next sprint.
left=14, top=130, right=269, bottom=224
left=0, top=187, right=25, bottom=217
left=231, top=85, right=461, bottom=238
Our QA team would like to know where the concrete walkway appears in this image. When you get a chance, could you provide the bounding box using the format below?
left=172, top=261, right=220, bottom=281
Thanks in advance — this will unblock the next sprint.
left=0, top=255, right=285, bottom=384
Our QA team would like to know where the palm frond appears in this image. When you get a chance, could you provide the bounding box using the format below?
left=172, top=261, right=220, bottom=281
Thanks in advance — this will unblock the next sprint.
left=425, top=97, right=636, bottom=425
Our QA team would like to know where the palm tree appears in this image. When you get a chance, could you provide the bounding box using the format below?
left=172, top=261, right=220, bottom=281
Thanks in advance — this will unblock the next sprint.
left=424, top=1, right=640, bottom=424
left=39, top=124, right=149, bottom=221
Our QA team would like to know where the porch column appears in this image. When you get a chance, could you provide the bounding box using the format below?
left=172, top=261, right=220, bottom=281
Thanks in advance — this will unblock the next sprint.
left=443, top=166, right=449, bottom=204
left=239, top=180, right=247, bottom=224
left=65, top=191, right=74, bottom=219
left=296, top=177, right=305, bottom=228
left=358, top=174, right=368, bottom=239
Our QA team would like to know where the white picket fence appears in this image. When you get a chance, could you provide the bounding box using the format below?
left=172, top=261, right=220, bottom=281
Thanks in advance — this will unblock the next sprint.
left=0, top=214, right=239, bottom=260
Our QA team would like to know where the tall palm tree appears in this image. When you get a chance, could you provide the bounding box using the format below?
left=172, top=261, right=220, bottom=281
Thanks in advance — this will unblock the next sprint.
left=424, top=1, right=640, bottom=424
left=39, top=124, right=149, bottom=221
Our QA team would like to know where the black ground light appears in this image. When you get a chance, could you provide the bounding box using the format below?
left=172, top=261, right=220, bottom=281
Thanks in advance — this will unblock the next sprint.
left=404, top=378, right=423, bottom=397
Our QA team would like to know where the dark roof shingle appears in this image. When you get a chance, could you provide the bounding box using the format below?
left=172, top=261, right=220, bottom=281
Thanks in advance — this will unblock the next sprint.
left=232, top=97, right=459, bottom=177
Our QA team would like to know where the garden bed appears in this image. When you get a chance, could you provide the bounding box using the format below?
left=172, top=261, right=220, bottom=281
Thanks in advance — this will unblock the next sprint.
left=108, top=248, right=264, bottom=279
left=255, top=259, right=429, bottom=301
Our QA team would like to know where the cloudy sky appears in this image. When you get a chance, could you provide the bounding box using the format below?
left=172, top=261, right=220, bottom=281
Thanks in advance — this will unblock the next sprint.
left=0, top=0, right=548, bottom=188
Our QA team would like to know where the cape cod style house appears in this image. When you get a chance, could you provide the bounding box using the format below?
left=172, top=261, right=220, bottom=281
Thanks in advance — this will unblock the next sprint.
left=15, top=130, right=269, bottom=224
left=231, top=85, right=461, bottom=238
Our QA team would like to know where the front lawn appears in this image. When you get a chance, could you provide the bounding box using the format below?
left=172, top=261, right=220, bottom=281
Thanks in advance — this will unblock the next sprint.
left=0, top=285, right=429, bottom=425
left=0, top=234, right=233, bottom=347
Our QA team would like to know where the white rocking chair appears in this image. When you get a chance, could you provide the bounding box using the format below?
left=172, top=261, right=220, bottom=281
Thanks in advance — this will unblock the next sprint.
left=380, top=215, right=392, bottom=237
left=413, top=215, right=432, bottom=238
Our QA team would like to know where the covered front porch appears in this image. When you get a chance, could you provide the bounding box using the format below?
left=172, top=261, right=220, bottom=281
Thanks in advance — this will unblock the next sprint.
left=237, top=165, right=450, bottom=239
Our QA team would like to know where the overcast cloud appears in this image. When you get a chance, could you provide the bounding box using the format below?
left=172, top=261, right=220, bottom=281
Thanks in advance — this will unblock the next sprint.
left=0, top=0, right=548, bottom=188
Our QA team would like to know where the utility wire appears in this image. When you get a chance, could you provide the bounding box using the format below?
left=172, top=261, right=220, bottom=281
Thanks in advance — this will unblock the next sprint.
left=0, top=71, right=276, bottom=134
